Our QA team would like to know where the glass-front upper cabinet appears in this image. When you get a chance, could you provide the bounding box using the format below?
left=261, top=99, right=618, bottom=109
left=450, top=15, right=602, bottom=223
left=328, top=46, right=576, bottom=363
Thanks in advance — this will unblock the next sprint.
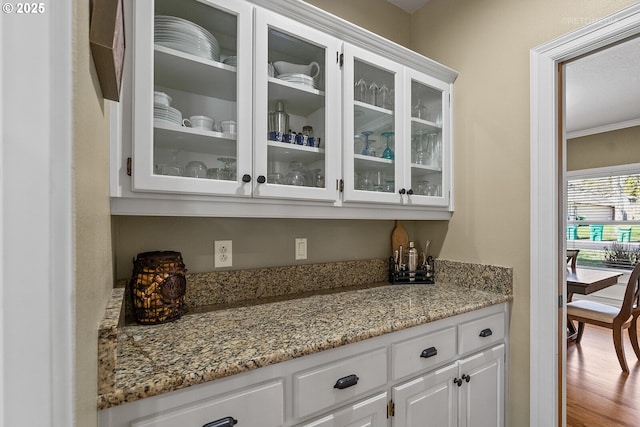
left=403, top=68, right=450, bottom=207
left=342, top=43, right=404, bottom=204
left=253, top=9, right=341, bottom=201
left=132, top=0, right=253, bottom=196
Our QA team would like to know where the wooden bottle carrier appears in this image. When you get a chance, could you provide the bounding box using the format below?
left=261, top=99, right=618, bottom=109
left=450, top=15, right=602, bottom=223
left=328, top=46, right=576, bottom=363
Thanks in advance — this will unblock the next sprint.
left=130, top=251, right=187, bottom=324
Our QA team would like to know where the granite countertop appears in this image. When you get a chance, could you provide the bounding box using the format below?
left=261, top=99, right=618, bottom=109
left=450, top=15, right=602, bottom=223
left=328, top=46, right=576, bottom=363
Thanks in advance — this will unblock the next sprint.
left=98, top=269, right=512, bottom=410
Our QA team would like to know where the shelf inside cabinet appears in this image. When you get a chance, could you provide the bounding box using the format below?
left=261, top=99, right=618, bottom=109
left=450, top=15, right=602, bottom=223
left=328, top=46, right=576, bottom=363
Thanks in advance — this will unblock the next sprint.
left=411, top=163, right=442, bottom=173
left=411, top=117, right=441, bottom=134
left=154, top=45, right=237, bottom=101
left=266, top=140, right=325, bottom=163
left=354, top=101, right=393, bottom=133
left=268, top=78, right=324, bottom=116
left=154, top=121, right=237, bottom=157
left=354, top=154, right=394, bottom=172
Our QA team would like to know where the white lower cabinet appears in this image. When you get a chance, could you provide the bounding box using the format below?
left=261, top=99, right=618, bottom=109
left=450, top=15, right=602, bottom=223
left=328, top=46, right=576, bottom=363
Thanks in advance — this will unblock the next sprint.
left=99, top=304, right=507, bottom=427
left=392, top=345, right=504, bottom=427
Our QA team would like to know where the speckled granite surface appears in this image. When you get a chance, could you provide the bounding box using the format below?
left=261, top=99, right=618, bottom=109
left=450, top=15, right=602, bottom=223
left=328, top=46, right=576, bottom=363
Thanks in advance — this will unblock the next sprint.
left=98, top=259, right=512, bottom=410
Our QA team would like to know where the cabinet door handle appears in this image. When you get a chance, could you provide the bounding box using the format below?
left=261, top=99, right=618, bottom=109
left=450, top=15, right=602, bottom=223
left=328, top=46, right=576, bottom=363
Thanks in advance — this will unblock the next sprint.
left=333, top=374, right=359, bottom=389
left=453, top=377, right=463, bottom=387
left=242, top=174, right=251, bottom=183
left=256, top=175, right=266, bottom=184
left=407, top=189, right=414, bottom=195
left=420, top=346, right=438, bottom=358
left=479, top=328, right=493, bottom=338
left=203, top=417, right=238, bottom=427
left=462, top=374, right=471, bottom=383
left=399, top=188, right=406, bottom=195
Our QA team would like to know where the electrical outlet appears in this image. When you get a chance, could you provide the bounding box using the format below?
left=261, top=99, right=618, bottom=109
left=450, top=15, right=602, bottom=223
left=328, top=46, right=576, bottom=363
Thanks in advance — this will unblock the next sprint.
left=295, top=238, right=307, bottom=260
left=214, top=240, right=232, bottom=268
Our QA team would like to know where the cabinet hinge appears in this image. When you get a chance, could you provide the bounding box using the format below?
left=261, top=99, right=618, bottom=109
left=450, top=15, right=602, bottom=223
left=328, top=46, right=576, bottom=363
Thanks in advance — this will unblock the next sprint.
left=388, top=399, right=395, bottom=418
left=339, top=52, right=344, bottom=67
left=558, top=294, right=563, bottom=308
left=126, top=157, right=132, bottom=176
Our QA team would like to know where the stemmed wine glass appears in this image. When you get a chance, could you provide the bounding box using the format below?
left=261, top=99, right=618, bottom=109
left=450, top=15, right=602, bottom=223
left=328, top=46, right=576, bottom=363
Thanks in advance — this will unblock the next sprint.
left=360, top=131, right=374, bottom=156
left=381, top=131, right=394, bottom=160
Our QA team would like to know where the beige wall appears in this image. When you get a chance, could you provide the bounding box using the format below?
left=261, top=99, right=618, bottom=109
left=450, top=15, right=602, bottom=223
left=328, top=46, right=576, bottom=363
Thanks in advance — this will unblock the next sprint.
left=73, top=0, right=114, bottom=426
left=568, top=126, right=640, bottom=171
left=305, top=0, right=411, bottom=48
left=409, top=0, right=638, bottom=425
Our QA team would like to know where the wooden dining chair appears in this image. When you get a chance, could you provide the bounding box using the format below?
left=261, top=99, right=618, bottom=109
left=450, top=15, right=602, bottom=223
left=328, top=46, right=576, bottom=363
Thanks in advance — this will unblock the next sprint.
left=566, top=249, right=579, bottom=272
left=567, top=262, right=640, bottom=373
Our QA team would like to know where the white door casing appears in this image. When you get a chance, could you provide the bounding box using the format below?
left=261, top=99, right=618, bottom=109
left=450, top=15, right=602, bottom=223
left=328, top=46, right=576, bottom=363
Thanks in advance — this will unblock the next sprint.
left=530, top=4, right=640, bottom=426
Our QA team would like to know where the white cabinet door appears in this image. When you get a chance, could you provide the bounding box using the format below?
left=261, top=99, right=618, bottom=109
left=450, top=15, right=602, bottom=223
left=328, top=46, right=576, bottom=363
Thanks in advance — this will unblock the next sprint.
left=457, top=344, right=504, bottom=427
left=402, top=68, right=451, bottom=207
left=300, top=392, right=388, bottom=427
left=132, top=0, right=253, bottom=196
left=253, top=9, right=342, bottom=202
left=342, top=43, right=405, bottom=204
left=392, top=362, right=458, bottom=427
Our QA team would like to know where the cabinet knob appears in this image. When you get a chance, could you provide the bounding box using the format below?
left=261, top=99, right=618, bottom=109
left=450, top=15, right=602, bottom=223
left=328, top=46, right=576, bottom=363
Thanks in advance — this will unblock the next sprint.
left=453, top=377, right=463, bottom=387
left=242, top=174, right=251, bottom=183
left=399, top=188, right=406, bottom=195
left=407, top=189, right=414, bottom=195
left=462, top=374, right=471, bottom=383
left=202, top=417, right=238, bottom=427
left=333, top=374, right=359, bottom=389
left=257, top=175, right=266, bottom=184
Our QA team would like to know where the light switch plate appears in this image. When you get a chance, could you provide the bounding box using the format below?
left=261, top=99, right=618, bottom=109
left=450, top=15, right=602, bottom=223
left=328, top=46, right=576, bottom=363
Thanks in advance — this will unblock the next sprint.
left=295, top=238, right=307, bottom=260
left=214, top=240, right=232, bottom=268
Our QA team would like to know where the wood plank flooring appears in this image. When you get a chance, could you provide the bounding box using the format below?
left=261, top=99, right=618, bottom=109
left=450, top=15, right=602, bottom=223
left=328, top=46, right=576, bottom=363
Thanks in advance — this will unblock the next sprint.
left=566, top=323, right=640, bottom=427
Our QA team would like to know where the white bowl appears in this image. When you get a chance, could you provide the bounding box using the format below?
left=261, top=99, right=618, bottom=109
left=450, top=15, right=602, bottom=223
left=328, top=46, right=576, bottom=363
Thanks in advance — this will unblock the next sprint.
left=221, top=120, right=236, bottom=134
left=184, top=115, right=214, bottom=131
left=154, top=91, right=172, bottom=107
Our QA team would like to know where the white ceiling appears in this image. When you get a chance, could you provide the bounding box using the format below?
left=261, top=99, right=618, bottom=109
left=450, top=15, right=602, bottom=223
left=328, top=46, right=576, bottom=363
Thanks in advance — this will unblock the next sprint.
left=565, top=36, right=640, bottom=137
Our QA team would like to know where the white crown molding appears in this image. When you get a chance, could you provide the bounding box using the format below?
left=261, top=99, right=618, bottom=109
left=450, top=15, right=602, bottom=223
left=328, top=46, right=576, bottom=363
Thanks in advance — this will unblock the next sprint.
left=247, top=0, right=458, bottom=83
left=566, top=117, right=640, bottom=139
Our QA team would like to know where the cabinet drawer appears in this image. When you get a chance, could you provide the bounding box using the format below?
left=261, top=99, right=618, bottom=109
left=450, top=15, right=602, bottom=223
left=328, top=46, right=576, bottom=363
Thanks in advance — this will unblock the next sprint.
left=391, top=326, right=456, bottom=380
left=458, top=312, right=505, bottom=355
left=130, top=380, right=284, bottom=427
left=293, top=348, right=387, bottom=419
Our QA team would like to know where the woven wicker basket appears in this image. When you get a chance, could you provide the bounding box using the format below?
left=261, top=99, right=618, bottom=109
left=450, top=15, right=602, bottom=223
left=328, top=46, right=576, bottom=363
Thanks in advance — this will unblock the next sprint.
left=130, top=251, right=187, bottom=324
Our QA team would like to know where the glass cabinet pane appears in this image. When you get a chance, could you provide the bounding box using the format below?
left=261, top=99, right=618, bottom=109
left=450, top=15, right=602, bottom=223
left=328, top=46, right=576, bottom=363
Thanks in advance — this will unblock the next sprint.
left=153, top=0, right=239, bottom=180
left=410, top=80, right=443, bottom=198
left=265, top=28, right=327, bottom=189
left=352, top=59, right=397, bottom=194
left=132, top=0, right=251, bottom=196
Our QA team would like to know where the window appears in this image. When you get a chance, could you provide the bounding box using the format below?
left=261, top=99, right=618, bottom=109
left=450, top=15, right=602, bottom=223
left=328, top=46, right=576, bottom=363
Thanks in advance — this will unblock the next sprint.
left=566, top=164, right=640, bottom=269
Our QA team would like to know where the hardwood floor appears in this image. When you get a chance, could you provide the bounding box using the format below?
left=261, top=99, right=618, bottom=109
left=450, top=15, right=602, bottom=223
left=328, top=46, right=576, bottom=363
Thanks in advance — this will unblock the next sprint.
left=566, top=323, right=640, bottom=427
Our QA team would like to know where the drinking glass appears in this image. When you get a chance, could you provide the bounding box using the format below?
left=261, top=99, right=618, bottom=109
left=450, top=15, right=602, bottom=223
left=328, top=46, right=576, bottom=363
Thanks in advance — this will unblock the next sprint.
left=354, top=77, right=367, bottom=102
left=360, top=131, right=374, bottom=156
left=378, top=84, right=391, bottom=109
left=368, top=81, right=379, bottom=106
left=217, top=157, right=236, bottom=181
left=381, top=131, right=394, bottom=160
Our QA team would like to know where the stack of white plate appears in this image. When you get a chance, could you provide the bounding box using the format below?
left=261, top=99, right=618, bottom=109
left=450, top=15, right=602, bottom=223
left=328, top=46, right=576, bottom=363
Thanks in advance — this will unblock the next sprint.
left=276, top=73, right=316, bottom=88
left=154, top=103, right=182, bottom=127
left=222, top=56, right=237, bottom=66
left=154, top=15, right=220, bottom=61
